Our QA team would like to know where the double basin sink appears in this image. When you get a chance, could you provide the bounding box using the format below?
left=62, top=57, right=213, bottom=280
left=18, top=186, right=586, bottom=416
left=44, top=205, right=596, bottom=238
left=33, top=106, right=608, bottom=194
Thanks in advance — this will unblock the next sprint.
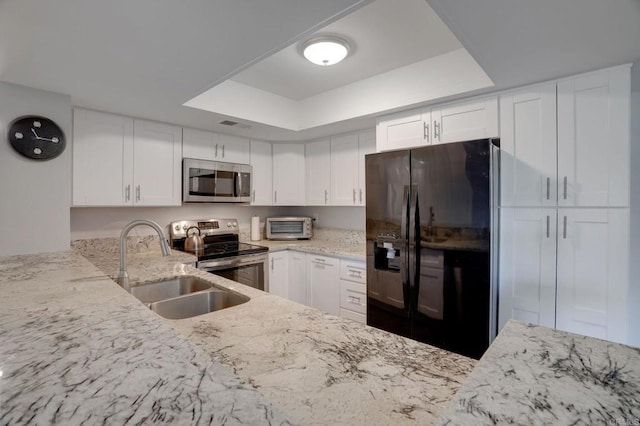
left=130, top=276, right=249, bottom=319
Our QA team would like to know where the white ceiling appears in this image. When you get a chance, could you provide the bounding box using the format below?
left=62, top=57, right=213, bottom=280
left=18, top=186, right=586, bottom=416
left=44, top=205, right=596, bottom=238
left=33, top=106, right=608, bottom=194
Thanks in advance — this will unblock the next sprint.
left=1, top=0, right=639, bottom=142
left=231, top=0, right=462, bottom=101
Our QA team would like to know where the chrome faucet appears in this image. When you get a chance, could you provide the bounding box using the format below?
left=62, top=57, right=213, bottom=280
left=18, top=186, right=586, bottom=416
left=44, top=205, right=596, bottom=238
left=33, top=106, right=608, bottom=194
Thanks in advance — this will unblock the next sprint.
left=117, top=219, right=171, bottom=293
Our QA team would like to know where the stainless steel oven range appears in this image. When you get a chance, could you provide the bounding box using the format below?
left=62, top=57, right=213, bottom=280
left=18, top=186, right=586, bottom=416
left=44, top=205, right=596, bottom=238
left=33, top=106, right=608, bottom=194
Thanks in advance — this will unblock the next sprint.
left=169, top=218, right=268, bottom=291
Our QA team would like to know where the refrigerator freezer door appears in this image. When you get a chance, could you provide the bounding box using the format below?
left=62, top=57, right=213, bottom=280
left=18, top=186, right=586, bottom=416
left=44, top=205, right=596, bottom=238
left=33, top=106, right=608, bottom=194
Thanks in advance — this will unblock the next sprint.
left=365, top=150, right=411, bottom=337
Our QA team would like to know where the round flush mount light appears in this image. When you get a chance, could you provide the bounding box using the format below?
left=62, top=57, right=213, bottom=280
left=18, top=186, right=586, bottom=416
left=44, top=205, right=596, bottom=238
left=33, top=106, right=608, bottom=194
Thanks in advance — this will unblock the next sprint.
left=302, top=36, right=350, bottom=66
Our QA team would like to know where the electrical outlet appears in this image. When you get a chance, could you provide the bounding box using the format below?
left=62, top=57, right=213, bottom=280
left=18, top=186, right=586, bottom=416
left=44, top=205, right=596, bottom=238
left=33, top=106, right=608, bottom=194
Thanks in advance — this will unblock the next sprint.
left=312, top=213, right=319, bottom=224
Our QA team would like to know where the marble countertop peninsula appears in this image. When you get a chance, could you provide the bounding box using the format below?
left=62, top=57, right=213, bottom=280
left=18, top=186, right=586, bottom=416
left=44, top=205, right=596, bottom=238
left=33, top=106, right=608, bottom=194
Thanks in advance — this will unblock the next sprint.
left=438, top=320, right=640, bottom=425
left=0, top=251, right=292, bottom=425
left=71, top=238, right=475, bottom=425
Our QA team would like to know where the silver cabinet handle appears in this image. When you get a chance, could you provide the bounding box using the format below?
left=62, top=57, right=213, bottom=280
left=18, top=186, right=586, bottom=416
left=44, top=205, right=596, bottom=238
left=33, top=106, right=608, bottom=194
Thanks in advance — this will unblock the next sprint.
left=563, top=176, right=568, bottom=200
left=353, top=189, right=356, bottom=204
left=563, top=215, right=567, bottom=239
left=359, top=188, right=363, bottom=204
left=314, top=258, right=326, bottom=263
left=274, top=190, right=277, bottom=204
left=214, top=144, right=218, bottom=158
left=546, top=177, right=550, bottom=200
left=423, top=122, right=429, bottom=141
left=546, top=215, right=550, bottom=238
left=434, top=120, right=441, bottom=140
left=136, top=185, right=141, bottom=202
left=324, top=189, right=328, bottom=205
left=125, top=184, right=131, bottom=202
left=252, top=190, right=255, bottom=202
left=221, top=144, right=225, bottom=158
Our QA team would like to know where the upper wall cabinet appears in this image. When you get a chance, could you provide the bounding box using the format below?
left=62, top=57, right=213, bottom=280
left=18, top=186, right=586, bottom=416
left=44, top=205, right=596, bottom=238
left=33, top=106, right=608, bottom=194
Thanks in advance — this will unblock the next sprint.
left=376, top=96, right=498, bottom=152
left=73, top=109, right=182, bottom=206
left=330, top=130, right=375, bottom=206
left=272, top=143, right=305, bottom=205
left=306, top=139, right=331, bottom=205
left=500, top=66, right=631, bottom=208
left=500, top=83, right=557, bottom=207
left=250, top=140, right=273, bottom=206
left=557, top=67, right=630, bottom=207
left=183, top=128, right=250, bottom=164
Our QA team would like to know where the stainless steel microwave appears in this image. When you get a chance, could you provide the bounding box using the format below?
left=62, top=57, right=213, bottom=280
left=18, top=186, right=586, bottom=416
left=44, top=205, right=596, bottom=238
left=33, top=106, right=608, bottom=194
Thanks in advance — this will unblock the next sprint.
left=183, top=158, right=252, bottom=203
left=266, top=217, right=313, bottom=240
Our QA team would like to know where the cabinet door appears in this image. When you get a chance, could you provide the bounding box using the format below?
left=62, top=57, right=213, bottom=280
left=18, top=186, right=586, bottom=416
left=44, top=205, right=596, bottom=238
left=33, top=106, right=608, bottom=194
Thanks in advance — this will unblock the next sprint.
left=132, top=119, right=182, bottom=206
left=307, top=254, right=340, bottom=315
left=498, top=208, right=557, bottom=331
left=557, top=67, right=630, bottom=207
left=268, top=251, right=288, bottom=298
left=376, top=108, right=430, bottom=152
left=305, top=139, right=331, bottom=205
left=288, top=251, right=308, bottom=305
left=72, top=109, right=133, bottom=206
left=219, top=134, right=250, bottom=164
left=431, top=97, right=498, bottom=144
left=357, top=130, right=376, bottom=206
left=182, top=128, right=219, bottom=161
left=331, top=133, right=359, bottom=206
left=556, top=208, right=629, bottom=343
left=272, top=143, right=305, bottom=205
left=500, top=84, right=557, bottom=207
left=250, top=140, right=272, bottom=205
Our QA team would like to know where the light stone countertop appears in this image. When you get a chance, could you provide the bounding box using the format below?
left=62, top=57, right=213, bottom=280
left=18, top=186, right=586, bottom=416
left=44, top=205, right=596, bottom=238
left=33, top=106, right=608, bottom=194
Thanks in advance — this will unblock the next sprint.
left=438, top=320, right=640, bottom=425
left=0, top=250, right=292, bottom=425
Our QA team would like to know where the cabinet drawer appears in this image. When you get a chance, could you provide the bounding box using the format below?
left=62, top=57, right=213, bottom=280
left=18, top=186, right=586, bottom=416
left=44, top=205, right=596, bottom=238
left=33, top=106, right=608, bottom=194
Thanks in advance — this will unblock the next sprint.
left=340, top=308, right=366, bottom=324
left=340, top=279, right=366, bottom=314
left=339, top=260, right=366, bottom=283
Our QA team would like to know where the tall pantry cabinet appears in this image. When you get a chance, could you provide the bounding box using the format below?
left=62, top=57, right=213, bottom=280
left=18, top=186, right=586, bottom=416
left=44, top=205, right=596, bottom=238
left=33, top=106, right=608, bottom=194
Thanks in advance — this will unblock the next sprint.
left=498, top=65, right=631, bottom=344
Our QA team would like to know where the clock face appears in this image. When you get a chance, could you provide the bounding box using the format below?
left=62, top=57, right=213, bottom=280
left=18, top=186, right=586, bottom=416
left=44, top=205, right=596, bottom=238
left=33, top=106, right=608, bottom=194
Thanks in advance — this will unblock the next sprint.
left=8, top=115, right=66, bottom=160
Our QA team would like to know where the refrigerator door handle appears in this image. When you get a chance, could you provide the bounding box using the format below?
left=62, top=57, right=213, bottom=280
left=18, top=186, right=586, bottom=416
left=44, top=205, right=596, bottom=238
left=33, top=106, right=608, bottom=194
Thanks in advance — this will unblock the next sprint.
left=400, top=185, right=410, bottom=289
left=408, top=185, right=418, bottom=290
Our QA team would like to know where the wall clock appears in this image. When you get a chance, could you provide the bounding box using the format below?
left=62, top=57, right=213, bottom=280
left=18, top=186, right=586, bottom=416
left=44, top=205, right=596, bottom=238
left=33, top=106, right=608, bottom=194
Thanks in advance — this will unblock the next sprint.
left=7, top=115, right=66, bottom=160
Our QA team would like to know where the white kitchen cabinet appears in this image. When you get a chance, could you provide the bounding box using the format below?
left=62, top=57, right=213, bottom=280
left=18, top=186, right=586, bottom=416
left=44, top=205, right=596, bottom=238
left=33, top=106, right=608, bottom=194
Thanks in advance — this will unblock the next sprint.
left=73, top=109, right=181, bottom=206
left=498, top=208, right=557, bottom=330
left=250, top=140, right=272, bottom=205
left=307, top=254, right=340, bottom=316
left=132, top=120, right=182, bottom=206
left=375, top=96, right=498, bottom=152
left=499, top=207, right=629, bottom=344
left=500, top=84, right=557, bottom=207
left=183, top=128, right=249, bottom=164
left=218, top=133, right=250, bottom=164
left=268, top=251, right=288, bottom=298
left=288, top=251, right=308, bottom=305
left=430, top=97, right=498, bottom=145
left=339, top=259, right=366, bottom=324
left=272, top=143, right=305, bottom=205
left=305, top=139, right=331, bottom=205
left=73, top=109, right=133, bottom=206
left=330, top=130, right=374, bottom=206
left=556, top=208, right=629, bottom=344
left=557, top=66, right=630, bottom=207
left=375, top=108, right=430, bottom=152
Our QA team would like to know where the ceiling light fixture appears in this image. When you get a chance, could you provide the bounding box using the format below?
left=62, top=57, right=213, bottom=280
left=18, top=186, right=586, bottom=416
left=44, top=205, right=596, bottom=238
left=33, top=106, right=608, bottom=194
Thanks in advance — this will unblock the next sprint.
left=302, top=36, right=350, bottom=66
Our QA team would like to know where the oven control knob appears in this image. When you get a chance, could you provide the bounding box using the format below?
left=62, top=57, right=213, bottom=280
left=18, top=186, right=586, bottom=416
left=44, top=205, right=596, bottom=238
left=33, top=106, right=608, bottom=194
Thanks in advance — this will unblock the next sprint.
left=227, top=222, right=232, bottom=228
left=183, top=224, right=189, bottom=230
left=174, top=225, right=180, bottom=231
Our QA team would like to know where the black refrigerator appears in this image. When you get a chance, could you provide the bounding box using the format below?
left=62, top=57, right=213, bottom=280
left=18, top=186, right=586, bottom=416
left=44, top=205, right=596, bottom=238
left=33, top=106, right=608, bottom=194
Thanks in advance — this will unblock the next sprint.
left=365, top=139, right=499, bottom=359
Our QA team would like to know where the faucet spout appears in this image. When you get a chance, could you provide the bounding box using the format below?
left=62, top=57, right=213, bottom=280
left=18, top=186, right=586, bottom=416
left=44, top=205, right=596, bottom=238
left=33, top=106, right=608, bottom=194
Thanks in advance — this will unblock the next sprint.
left=117, top=219, right=171, bottom=293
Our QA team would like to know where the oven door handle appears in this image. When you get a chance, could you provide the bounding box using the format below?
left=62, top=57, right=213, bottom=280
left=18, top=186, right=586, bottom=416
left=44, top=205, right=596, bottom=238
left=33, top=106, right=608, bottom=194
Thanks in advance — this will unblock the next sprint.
left=198, top=254, right=267, bottom=269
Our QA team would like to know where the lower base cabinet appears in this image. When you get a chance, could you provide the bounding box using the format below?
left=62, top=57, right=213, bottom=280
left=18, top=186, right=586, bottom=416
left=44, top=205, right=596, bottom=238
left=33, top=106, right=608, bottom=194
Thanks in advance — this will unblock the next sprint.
left=267, top=251, right=366, bottom=323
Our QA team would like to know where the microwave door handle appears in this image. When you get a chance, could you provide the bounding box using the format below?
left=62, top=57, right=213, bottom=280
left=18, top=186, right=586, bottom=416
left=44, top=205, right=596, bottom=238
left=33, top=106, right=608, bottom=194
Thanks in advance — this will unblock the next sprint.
left=235, top=172, right=241, bottom=197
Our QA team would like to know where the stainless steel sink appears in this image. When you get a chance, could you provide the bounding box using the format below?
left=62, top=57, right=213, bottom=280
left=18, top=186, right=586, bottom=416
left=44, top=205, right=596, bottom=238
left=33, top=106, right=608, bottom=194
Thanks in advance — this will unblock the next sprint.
left=148, top=290, right=249, bottom=319
left=130, top=276, right=213, bottom=304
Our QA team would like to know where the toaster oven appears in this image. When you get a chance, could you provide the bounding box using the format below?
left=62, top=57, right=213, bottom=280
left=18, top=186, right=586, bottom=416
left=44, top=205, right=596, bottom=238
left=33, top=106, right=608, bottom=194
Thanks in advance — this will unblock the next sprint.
left=266, top=217, right=313, bottom=240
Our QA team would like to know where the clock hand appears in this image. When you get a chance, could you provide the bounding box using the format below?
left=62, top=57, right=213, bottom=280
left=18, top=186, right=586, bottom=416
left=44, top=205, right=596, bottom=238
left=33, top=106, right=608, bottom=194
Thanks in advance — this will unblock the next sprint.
left=31, top=128, right=42, bottom=140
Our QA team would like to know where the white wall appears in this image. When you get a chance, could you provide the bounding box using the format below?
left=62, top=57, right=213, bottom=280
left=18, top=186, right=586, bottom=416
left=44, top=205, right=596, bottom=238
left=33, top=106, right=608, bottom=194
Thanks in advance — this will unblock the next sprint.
left=288, top=206, right=365, bottom=231
left=629, top=60, right=640, bottom=347
left=0, top=82, right=72, bottom=256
